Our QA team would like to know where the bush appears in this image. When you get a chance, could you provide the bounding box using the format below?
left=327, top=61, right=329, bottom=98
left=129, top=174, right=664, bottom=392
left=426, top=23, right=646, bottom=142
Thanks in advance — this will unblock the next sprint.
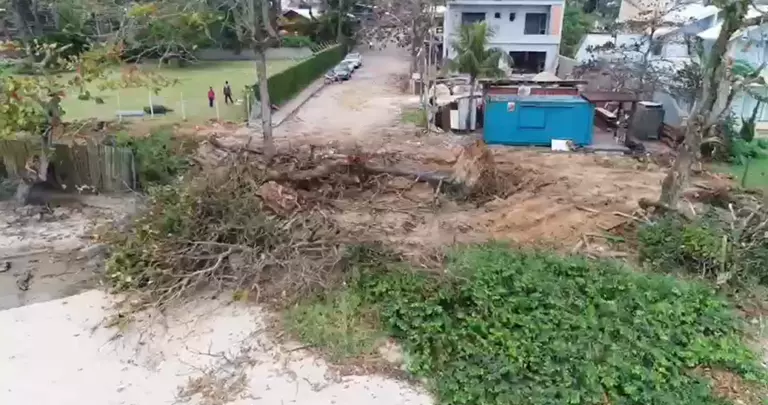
left=114, top=129, right=188, bottom=187
left=731, top=137, right=767, bottom=165
left=253, top=45, right=345, bottom=106
left=638, top=213, right=768, bottom=287
left=280, top=36, right=316, bottom=48
left=354, top=245, right=765, bottom=405
left=284, top=289, right=383, bottom=361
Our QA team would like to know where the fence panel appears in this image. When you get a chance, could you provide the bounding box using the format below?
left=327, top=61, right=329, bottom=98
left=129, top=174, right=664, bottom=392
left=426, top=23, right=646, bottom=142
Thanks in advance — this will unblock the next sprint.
left=0, top=139, right=135, bottom=193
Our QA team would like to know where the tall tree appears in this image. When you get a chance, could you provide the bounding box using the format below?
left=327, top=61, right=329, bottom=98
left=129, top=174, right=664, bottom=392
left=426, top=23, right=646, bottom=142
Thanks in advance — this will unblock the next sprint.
left=120, top=1, right=217, bottom=66
left=447, top=22, right=505, bottom=130
left=659, top=0, right=767, bottom=206
left=360, top=0, right=435, bottom=73
left=561, top=3, right=593, bottom=58
left=220, top=0, right=280, bottom=157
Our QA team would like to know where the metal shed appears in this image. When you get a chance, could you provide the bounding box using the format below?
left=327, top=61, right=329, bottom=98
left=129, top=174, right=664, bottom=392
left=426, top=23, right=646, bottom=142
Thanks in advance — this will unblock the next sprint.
left=481, top=79, right=594, bottom=146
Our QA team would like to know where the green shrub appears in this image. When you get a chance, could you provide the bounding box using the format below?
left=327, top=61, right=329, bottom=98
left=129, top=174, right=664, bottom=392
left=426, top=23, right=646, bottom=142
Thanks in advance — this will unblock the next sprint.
left=115, top=129, right=187, bottom=188
left=284, top=289, right=384, bottom=361
left=638, top=214, right=768, bottom=287
left=254, top=45, right=345, bottom=106
left=355, top=245, right=765, bottom=405
left=731, top=137, right=767, bottom=165
left=401, top=108, right=427, bottom=127
left=281, top=36, right=316, bottom=48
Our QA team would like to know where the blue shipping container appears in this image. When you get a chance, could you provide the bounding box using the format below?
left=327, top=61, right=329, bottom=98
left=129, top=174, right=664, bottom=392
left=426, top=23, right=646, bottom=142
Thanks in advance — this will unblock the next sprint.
left=483, top=95, right=594, bottom=146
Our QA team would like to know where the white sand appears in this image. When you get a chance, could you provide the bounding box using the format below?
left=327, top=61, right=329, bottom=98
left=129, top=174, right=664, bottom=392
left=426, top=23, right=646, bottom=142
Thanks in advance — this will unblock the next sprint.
left=0, top=290, right=432, bottom=405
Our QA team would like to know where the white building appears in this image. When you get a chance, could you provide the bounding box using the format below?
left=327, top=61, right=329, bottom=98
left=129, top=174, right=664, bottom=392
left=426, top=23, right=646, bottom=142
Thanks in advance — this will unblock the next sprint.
left=442, top=0, right=565, bottom=73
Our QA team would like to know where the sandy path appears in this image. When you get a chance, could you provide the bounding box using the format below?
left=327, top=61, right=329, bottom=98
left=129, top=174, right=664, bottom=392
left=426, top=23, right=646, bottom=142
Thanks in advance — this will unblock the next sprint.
left=0, top=290, right=431, bottom=405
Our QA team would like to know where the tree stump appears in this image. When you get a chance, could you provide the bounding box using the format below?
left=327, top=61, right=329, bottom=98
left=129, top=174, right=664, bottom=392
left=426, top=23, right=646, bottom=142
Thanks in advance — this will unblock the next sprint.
left=450, top=140, right=499, bottom=198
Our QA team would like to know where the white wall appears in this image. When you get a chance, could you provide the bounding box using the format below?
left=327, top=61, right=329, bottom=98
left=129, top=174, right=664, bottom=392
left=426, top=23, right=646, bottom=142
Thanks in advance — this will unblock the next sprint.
left=442, top=2, right=563, bottom=72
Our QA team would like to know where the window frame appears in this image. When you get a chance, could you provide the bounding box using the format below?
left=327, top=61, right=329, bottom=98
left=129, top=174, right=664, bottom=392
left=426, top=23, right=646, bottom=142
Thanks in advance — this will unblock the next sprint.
left=523, top=12, right=548, bottom=35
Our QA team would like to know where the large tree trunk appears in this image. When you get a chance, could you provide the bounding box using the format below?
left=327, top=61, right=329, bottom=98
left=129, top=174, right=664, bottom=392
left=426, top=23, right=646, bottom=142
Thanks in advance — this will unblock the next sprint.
left=254, top=47, right=275, bottom=159
left=336, top=0, right=344, bottom=43
left=466, top=78, right=476, bottom=132
left=10, top=0, right=34, bottom=46
left=659, top=1, right=751, bottom=207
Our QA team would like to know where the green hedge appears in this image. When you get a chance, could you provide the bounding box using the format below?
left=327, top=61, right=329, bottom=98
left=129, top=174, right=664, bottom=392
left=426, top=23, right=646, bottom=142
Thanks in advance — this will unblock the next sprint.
left=281, top=36, right=317, bottom=48
left=254, top=45, right=345, bottom=107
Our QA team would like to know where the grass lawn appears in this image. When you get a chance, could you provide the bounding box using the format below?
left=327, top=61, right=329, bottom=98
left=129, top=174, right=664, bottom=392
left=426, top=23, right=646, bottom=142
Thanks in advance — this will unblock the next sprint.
left=56, top=60, right=296, bottom=124
left=714, top=156, right=768, bottom=190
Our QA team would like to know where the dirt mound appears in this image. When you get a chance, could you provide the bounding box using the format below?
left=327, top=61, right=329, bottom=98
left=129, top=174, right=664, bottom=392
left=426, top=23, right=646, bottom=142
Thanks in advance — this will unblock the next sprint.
left=189, top=137, right=676, bottom=262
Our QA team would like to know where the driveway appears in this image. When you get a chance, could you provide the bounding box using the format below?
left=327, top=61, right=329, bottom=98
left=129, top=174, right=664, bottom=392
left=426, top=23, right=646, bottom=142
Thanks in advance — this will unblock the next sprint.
left=274, top=47, right=414, bottom=143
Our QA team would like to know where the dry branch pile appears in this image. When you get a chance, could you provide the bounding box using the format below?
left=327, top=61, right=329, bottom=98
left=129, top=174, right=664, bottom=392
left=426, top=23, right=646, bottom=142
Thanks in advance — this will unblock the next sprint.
left=106, top=152, right=347, bottom=308
left=106, top=139, right=511, bottom=308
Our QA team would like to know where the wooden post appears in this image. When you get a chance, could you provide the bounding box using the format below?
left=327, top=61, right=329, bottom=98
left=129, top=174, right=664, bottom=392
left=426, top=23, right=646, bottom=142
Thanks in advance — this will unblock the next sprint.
left=117, top=92, right=122, bottom=122
left=245, top=90, right=251, bottom=126
left=180, top=92, right=187, bottom=121
left=148, top=91, right=154, bottom=118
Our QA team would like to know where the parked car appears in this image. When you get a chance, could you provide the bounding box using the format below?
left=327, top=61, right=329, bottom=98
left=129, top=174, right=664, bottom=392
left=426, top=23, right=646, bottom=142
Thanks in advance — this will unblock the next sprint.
left=339, top=60, right=357, bottom=72
left=327, top=65, right=351, bottom=81
left=344, top=52, right=363, bottom=68
left=325, top=69, right=339, bottom=83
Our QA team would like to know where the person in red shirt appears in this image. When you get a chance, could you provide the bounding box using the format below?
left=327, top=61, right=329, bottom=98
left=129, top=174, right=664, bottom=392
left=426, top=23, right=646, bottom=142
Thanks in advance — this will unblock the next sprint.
left=207, top=87, right=215, bottom=108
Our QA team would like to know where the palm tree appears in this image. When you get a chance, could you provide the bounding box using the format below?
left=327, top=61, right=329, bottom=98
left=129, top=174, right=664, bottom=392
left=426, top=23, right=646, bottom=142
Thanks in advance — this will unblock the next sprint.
left=448, top=22, right=506, bottom=130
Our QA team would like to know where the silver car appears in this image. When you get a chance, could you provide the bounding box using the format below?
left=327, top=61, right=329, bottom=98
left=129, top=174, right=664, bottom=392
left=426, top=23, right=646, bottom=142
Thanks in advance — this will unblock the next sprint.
left=343, top=52, right=363, bottom=68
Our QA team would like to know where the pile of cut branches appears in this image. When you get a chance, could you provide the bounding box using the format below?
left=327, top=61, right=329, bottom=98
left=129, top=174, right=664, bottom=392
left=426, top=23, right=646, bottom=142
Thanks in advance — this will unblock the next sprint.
left=105, top=139, right=516, bottom=309
left=638, top=186, right=768, bottom=288
left=106, top=152, right=347, bottom=308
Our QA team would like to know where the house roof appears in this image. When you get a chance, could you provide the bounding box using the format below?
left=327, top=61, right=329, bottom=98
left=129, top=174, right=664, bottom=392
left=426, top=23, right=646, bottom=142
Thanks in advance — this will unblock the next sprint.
left=283, top=8, right=320, bottom=19
left=697, top=5, right=768, bottom=40
left=663, top=4, right=719, bottom=24
left=575, top=34, right=645, bottom=63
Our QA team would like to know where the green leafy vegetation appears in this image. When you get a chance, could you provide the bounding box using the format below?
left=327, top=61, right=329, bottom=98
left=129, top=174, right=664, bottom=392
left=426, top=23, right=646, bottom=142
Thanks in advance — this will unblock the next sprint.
left=51, top=60, right=295, bottom=123
left=284, top=289, right=384, bottom=361
left=289, top=244, right=766, bottom=405
left=254, top=45, right=345, bottom=106
left=710, top=113, right=768, bottom=189
left=280, top=36, right=317, bottom=49
left=115, top=128, right=189, bottom=187
left=638, top=214, right=768, bottom=288
left=560, top=4, right=594, bottom=58
left=400, top=107, right=427, bottom=127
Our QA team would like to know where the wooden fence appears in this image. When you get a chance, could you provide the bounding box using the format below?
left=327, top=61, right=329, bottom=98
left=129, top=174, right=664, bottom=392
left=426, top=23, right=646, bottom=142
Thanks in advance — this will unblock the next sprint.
left=0, top=139, right=136, bottom=193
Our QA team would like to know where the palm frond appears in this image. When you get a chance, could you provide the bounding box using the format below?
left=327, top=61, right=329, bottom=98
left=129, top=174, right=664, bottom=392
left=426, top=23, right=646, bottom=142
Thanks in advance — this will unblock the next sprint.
left=448, top=22, right=506, bottom=80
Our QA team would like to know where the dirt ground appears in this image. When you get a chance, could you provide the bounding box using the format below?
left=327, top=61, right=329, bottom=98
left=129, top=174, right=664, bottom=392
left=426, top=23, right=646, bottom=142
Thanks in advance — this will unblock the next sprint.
left=328, top=148, right=667, bottom=259
left=1, top=46, right=765, bottom=404
left=0, top=194, right=138, bottom=310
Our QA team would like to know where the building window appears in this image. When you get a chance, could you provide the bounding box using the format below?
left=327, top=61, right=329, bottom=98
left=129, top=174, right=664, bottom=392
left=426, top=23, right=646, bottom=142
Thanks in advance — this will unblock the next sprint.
left=461, top=12, right=486, bottom=25
left=650, top=41, right=663, bottom=56
left=509, top=51, right=547, bottom=73
left=494, top=12, right=501, bottom=18
left=524, top=13, right=548, bottom=35
left=509, top=13, right=516, bottom=21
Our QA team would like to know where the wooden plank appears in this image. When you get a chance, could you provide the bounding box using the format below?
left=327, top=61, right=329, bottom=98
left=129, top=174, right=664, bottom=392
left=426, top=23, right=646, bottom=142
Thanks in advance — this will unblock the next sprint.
left=103, top=145, right=113, bottom=192
left=73, top=144, right=91, bottom=190
left=52, top=143, right=76, bottom=190
left=86, top=142, right=102, bottom=191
